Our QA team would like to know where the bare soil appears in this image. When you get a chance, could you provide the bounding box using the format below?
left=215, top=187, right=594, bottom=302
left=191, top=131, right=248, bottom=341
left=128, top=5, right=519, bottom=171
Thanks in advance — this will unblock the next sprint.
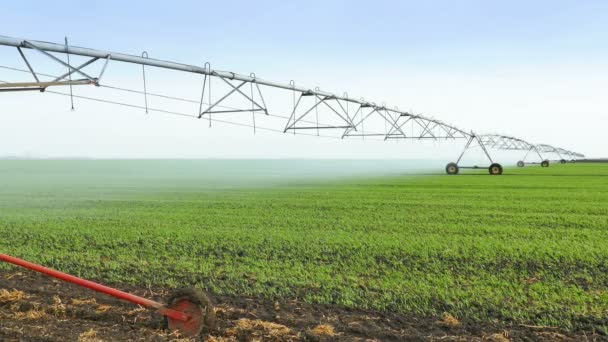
left=0, top=270, right=603, bottom=341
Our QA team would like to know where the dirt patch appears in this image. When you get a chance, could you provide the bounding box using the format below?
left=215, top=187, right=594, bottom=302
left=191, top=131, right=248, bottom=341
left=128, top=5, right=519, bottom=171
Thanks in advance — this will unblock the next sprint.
left=0, top=270, right=603, bottom=341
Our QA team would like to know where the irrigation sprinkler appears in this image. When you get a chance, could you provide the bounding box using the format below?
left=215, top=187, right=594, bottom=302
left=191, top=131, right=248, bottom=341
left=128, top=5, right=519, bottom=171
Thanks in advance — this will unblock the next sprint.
left=0, top=35, right=584, bottom=174
left=0, top=253, right=215, bottom=337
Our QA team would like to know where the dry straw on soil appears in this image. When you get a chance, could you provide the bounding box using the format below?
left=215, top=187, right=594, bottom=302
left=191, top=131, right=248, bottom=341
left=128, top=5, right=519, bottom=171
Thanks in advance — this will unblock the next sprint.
left=0, top=289, right=28, bottom=303
left=440, top=313, right=461, bottom=327
left=78, top=329, right=104, bottom=342
left=225, top=318, right=298, bottom=341
left=311, top=324, right=336, bottom=336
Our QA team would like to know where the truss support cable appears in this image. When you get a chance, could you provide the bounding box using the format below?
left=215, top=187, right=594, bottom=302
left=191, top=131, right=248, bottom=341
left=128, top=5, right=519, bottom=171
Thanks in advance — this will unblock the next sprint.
left=141, top=51, right=149, bottom=114
left=250, top=74, right=256, bottom=134
left=198, top=73, right=208, bottom=118
left=290, top=80, right=296, bottom=135
left=315, top=95, right=319, bottom=136
left=65, top=37, right=74, bottom=110
left=208, top=66, right=212, bottom=127
left=98, top=55, right=111, bottom=84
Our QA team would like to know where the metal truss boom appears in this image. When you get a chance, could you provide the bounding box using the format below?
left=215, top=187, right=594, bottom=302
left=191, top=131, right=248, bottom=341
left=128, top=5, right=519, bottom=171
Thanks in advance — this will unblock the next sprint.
left=0, top=35, right=470, bottom=137
left=0, top=34, right=585, bottom=170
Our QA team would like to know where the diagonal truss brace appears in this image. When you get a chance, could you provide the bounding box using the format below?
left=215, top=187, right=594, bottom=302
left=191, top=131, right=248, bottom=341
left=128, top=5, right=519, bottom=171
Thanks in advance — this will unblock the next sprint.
left=383, top=115, right=413, bottom=140
left=342, top=108, right=469, bottom=140
left=198, top=73, right=268, bottom=118
left=16, top=47, right=39, bottom=82
left=284, top=93, right=355, bottom=132
left=375, top=108, right=408, bottom=139
left=0, top=42, right=111, bottom=92
left=456, top=135, right=494, bottom=165
left=522, top=145, right=545, bottom=163
left=24, top=41, right=97, bottom=82
left=340, top=105, right=377, bottom=137
left=52, top=57, right=99, bottom=82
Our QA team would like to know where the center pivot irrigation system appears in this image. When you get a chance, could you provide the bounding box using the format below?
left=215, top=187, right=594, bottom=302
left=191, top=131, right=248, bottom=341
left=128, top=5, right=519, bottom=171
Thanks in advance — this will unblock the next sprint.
left=0, top=35, right=585, bottom=337
left=0, top=35, right=584, bottom=173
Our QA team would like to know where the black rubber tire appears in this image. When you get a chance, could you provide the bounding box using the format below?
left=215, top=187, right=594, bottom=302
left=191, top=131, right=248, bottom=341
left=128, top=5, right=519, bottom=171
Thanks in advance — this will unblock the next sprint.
left=541, top=160, right=549, bottom=167
left=445, top=162, right=459, bottom=175
left=489, top=163, right=503, bottom=175
left=517, top=161, right=525, bottom=168
left=560, top=159, right=567, bottom=164
left=165, top=288, right=216, bottom=335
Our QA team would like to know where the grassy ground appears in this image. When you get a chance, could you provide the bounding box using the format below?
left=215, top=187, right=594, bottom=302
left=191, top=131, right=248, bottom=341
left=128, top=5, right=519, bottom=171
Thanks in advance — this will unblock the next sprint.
left=1, top=160, right=607, bottom=332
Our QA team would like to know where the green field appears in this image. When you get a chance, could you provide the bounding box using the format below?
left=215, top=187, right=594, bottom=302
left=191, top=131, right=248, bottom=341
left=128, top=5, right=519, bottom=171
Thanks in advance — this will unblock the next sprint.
left=1, top=160, right=607, bottom=332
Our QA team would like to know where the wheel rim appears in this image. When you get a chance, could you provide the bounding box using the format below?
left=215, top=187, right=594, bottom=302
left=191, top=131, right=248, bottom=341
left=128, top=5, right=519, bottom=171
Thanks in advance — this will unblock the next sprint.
left=166, top=298, right=205, bottom=337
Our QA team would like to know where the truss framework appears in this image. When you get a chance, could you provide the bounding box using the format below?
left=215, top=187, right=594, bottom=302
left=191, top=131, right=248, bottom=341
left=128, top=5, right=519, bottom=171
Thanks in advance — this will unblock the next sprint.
left=454, top=134, right=495, bottom=166
left=0, top=35, right=472, bottom=140
left=284, top=91, right=355, bottom=132
left=537, top=144, right=583, bottom=161
left=0, top=39, right=109, bottom=93
left=0, top=35, right=585, bottom=173
left=478, top=134, right=544, bottom=164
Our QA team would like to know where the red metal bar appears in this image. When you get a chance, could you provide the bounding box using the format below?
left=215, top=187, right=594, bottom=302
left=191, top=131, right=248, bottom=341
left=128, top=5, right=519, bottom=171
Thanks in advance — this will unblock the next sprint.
left=0, top=253, right=188, bottom=321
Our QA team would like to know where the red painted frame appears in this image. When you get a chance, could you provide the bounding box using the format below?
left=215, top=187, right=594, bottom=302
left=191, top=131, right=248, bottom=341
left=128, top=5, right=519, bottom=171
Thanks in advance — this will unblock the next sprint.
left=0, top=253, right=189, bottom=322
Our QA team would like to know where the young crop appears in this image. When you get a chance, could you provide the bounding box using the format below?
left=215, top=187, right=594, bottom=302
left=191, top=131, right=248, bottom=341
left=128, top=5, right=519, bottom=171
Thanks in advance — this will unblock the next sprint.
left=1, top=161, right=607, bottom=331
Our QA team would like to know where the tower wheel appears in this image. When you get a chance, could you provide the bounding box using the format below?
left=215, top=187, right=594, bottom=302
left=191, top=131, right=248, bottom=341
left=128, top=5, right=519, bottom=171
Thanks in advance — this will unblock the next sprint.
left=541, top=160, right=549, bottom=167
left=489, top=163, right=503, bottom=175
left=517, top=161, right=524, bottom=167
left=165, top=288, right=216, bottom=337
left=445, top=162, right=459, bottom=175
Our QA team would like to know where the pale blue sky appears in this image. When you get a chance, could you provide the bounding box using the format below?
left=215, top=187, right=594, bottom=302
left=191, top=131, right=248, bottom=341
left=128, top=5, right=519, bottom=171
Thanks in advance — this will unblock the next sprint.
left=0, top=1, right=606, bottom=159
left=4, top=1, right=607, bottom=67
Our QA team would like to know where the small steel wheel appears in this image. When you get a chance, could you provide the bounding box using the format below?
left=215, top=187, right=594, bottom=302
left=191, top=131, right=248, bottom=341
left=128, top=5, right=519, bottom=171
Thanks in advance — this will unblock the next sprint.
left=165, top=288, right=216, bottom=337
left=541, top=160, right=549, bottom=167
left=489, top=163, right=503, bottom=175
left=517, top=161, right=525, bottom=167
left=445, top=162, right=459, bottom=175
left=560, top=159, right=567, bottom=164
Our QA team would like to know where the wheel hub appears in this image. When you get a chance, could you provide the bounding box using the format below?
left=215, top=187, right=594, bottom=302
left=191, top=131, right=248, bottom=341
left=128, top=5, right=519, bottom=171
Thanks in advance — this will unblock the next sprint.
left=166, top=298, right=205, bottom=337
